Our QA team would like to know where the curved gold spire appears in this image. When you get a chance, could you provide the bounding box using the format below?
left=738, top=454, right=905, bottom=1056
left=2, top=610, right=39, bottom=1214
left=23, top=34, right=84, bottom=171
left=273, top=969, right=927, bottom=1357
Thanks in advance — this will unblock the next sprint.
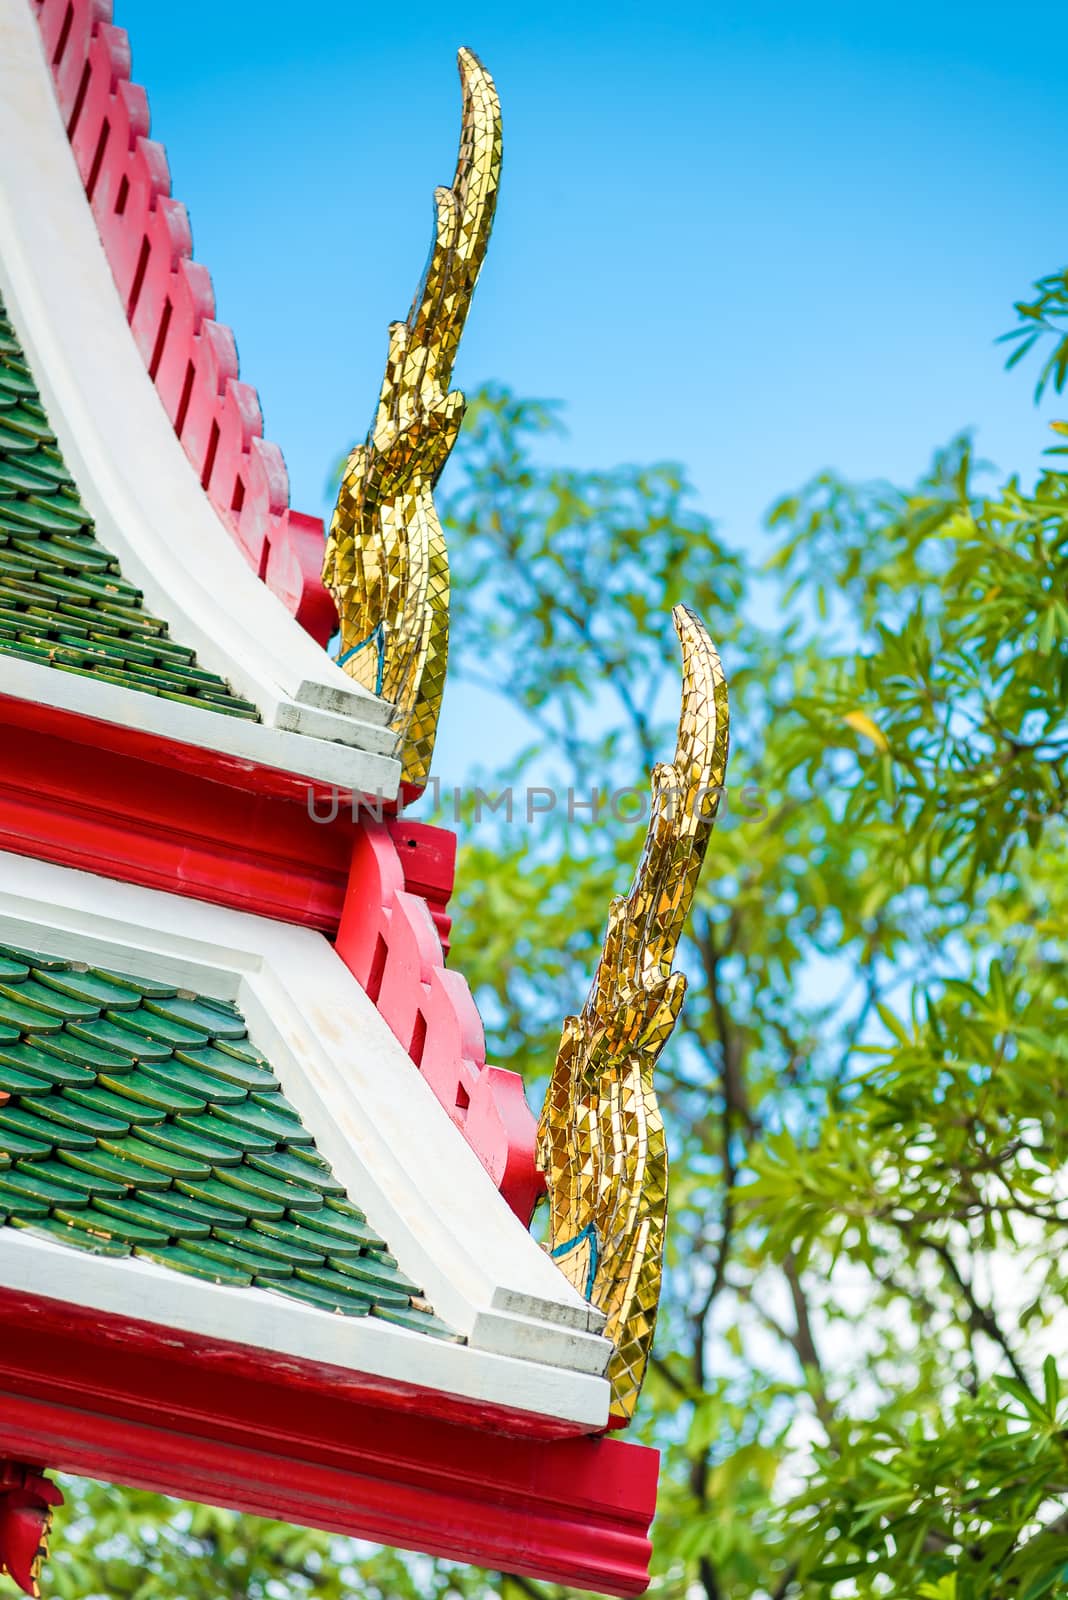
left=537, top=605, right=730, bottom=1424
left=323, top=48, right=502, bottom=785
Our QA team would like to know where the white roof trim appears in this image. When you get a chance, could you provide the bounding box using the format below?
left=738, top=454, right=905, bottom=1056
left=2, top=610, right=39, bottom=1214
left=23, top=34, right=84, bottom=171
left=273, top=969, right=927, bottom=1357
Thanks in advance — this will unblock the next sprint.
left=0, top=651, right=400, bottom=794
left=0, top=850, right=613, bottom=1430
left=0, top=0, right=398, bottom=788
left=0, top=1231, right=607, bottom=1431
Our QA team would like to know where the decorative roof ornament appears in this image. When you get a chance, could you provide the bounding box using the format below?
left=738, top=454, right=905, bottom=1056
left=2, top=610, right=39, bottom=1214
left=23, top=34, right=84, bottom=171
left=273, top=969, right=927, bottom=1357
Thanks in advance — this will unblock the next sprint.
left=323, top=49, right=502, bottom=787
left=0, top=1463, right=62, bottom=1600
left=537, top=606, right=730, bottom=1424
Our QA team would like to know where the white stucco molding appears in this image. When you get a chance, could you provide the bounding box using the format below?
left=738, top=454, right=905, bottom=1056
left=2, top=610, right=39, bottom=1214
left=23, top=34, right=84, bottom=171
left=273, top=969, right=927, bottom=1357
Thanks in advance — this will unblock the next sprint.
left=0, top=851, right=614, bottom=1429
left=0, top=652, right=400, bottom=794
left=0, top=0, right=398, bottom=787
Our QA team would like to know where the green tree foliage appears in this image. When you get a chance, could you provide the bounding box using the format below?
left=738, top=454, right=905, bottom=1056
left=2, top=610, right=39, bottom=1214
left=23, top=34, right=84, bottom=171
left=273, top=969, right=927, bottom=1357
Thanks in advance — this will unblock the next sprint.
left=12, top=274, right=1068, bottom=1600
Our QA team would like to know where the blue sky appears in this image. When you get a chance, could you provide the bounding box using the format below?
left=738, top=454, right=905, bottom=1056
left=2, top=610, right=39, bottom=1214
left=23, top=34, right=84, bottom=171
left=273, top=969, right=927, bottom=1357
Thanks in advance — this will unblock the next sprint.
left=117, top=0, right=1068, bottom=779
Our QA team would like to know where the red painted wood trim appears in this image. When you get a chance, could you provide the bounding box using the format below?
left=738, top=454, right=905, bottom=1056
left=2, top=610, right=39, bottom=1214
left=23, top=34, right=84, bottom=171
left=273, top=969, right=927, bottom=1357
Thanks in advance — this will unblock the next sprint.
left=0, top=689, right=358, bottom=808
left=0, top=700, right=353, bottom=930
left=337, top=819, right=544, bottom=1222
left=0, top=1288, right=657, bottom=1596
left=29, top=0, right=337, bottom=645
left=387, top=818, right=457, bottom=956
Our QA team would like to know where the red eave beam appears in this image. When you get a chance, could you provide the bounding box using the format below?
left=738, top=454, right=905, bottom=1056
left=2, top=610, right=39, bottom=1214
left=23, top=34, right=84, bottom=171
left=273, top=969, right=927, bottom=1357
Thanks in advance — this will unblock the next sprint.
left=0, top=1289, right=658, bottom=1596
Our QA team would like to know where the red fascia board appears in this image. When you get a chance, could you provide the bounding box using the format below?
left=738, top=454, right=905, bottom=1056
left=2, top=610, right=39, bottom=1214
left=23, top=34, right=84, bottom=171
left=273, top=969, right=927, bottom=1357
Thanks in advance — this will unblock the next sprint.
left=0, top=1287, right=657, bottom=1596
left=0, top=688, right=364, bottom=809
left=0, top=693, right=354, bottom=929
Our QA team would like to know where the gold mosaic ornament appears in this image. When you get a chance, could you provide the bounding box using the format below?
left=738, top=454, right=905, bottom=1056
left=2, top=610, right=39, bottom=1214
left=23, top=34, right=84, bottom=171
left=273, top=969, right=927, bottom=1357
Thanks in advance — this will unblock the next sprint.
left=322, top=49, right=501, bottom=786
left=536, top=605, right=729, bottom=1424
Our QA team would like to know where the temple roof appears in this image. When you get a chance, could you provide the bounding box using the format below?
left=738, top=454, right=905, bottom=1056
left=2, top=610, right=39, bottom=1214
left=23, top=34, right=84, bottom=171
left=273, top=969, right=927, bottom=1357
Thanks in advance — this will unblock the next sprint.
left=0, top=940, right=455, bottom=1338
left=0, top=0, right=402, bottom=797
left=0, top=2, right=665, bottom=1591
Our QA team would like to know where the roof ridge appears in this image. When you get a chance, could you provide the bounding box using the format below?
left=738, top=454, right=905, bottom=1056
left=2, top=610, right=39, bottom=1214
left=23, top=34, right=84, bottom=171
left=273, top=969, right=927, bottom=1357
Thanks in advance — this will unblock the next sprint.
left=30, top=0, right=337, bottom=647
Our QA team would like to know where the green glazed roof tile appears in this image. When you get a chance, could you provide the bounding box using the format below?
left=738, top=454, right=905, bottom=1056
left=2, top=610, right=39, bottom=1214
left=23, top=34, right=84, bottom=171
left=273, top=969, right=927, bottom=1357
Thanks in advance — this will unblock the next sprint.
left=0, top=1062, right=54, bottom=1095
left=176, top=1111, right=275, bottom=1154
left=0, top=995, right=64, bottom=1032
left=145, top=996, right=247, bottom=1038
left=135, top=1119, right=243, bottom=1164
left=0, top=977, right=99, bottom=1019
left=211, top=1037, right=271, bottom=1068
left=213, top=1222, right=322, bottom=1267
left=250, top=1215, right=364, bottom=1258
left=261, top=1278, right=372, bottom=1317
left=30, top=1159, right=126, bottom=1198
left=176, top=1047, right=277, bottom=1092
left=96, top=1068, right=207, bottom=1114
left=70, top=1018, right=176, bottom=1060
left=327, top=1252, right=421, bottom=1297
left=29, top=1093, right=130, bottom=1136
left=0, top=942, right=457, bottom=1339
left=248, top=1149, right=345, bottom=1194
left=1, top=1042, right=97, bottom=1085
left=112, top=1010, right=212, bottom=1048
left=0, top=298, right=259, bottom=721
left=54, top=1084, right=143, bottom=1127
left=188, top=1236, right=293, bottom=1279
left=0, top=945, right=68, bottom=971
left=1, top=1103, right=95, bottom=1148
left=371, top=1304, right=465, bottom=1343
left=208, top=1099, right=313, bottom=1145
left=39, top=1034, right=137, bottom=1071
left=91, top=1194, right=212, bottom=1240
left=37, top=970, right=142, bottom=1009
left=0, top=1166, right=89, bottom=1206
left=145, top=1188, right=241, bottom=1228
left=102, top=1133, right=212, bottom=1180
left=133, top=1242, right=252, bottom=1286
left=58, top=1145, right=174, bottom=1190
left=0, top=1131, right=50, bottom=1160
left=138, top=1057, right=246, bottom=1104
left=175, top=1174, right=286, bottom=1221
left=54, top=1205, right=170, bottom=1246
left=216, top=1164, right=325, bottom=1212
left=15, top=1215, right=130, bottom=1256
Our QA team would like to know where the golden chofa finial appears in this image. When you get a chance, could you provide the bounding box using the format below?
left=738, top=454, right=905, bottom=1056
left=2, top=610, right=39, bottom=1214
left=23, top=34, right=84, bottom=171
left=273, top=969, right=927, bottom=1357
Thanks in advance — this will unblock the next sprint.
left=323, top=49, right=502, bottom=787
left=537, top=606, right=730, bottom=1424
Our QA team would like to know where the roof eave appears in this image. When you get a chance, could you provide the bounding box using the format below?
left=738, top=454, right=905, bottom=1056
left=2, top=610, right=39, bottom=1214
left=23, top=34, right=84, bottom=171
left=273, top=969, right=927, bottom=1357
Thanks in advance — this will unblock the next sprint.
left=0, top=1281, right=658, bottom=1597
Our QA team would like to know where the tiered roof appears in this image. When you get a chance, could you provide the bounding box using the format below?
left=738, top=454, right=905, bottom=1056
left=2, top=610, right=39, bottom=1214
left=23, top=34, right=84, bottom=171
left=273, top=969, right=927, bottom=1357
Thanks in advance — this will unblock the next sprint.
left=0, top=1, right=664, bottom=1594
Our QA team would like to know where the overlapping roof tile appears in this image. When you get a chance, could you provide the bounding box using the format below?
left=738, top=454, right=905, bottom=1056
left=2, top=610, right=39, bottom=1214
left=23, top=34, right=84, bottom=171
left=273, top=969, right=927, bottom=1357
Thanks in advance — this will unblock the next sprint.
left=0, top=941, right=458, bottom=1340
left=0, top=295, right=260, bottom=720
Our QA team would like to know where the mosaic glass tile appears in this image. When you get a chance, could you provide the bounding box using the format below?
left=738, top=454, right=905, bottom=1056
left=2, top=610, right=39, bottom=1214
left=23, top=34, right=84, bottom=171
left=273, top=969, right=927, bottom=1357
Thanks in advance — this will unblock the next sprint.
left=323, top=49, right=501, bottom=785
left=536, top=606, right=730, bottom=1422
